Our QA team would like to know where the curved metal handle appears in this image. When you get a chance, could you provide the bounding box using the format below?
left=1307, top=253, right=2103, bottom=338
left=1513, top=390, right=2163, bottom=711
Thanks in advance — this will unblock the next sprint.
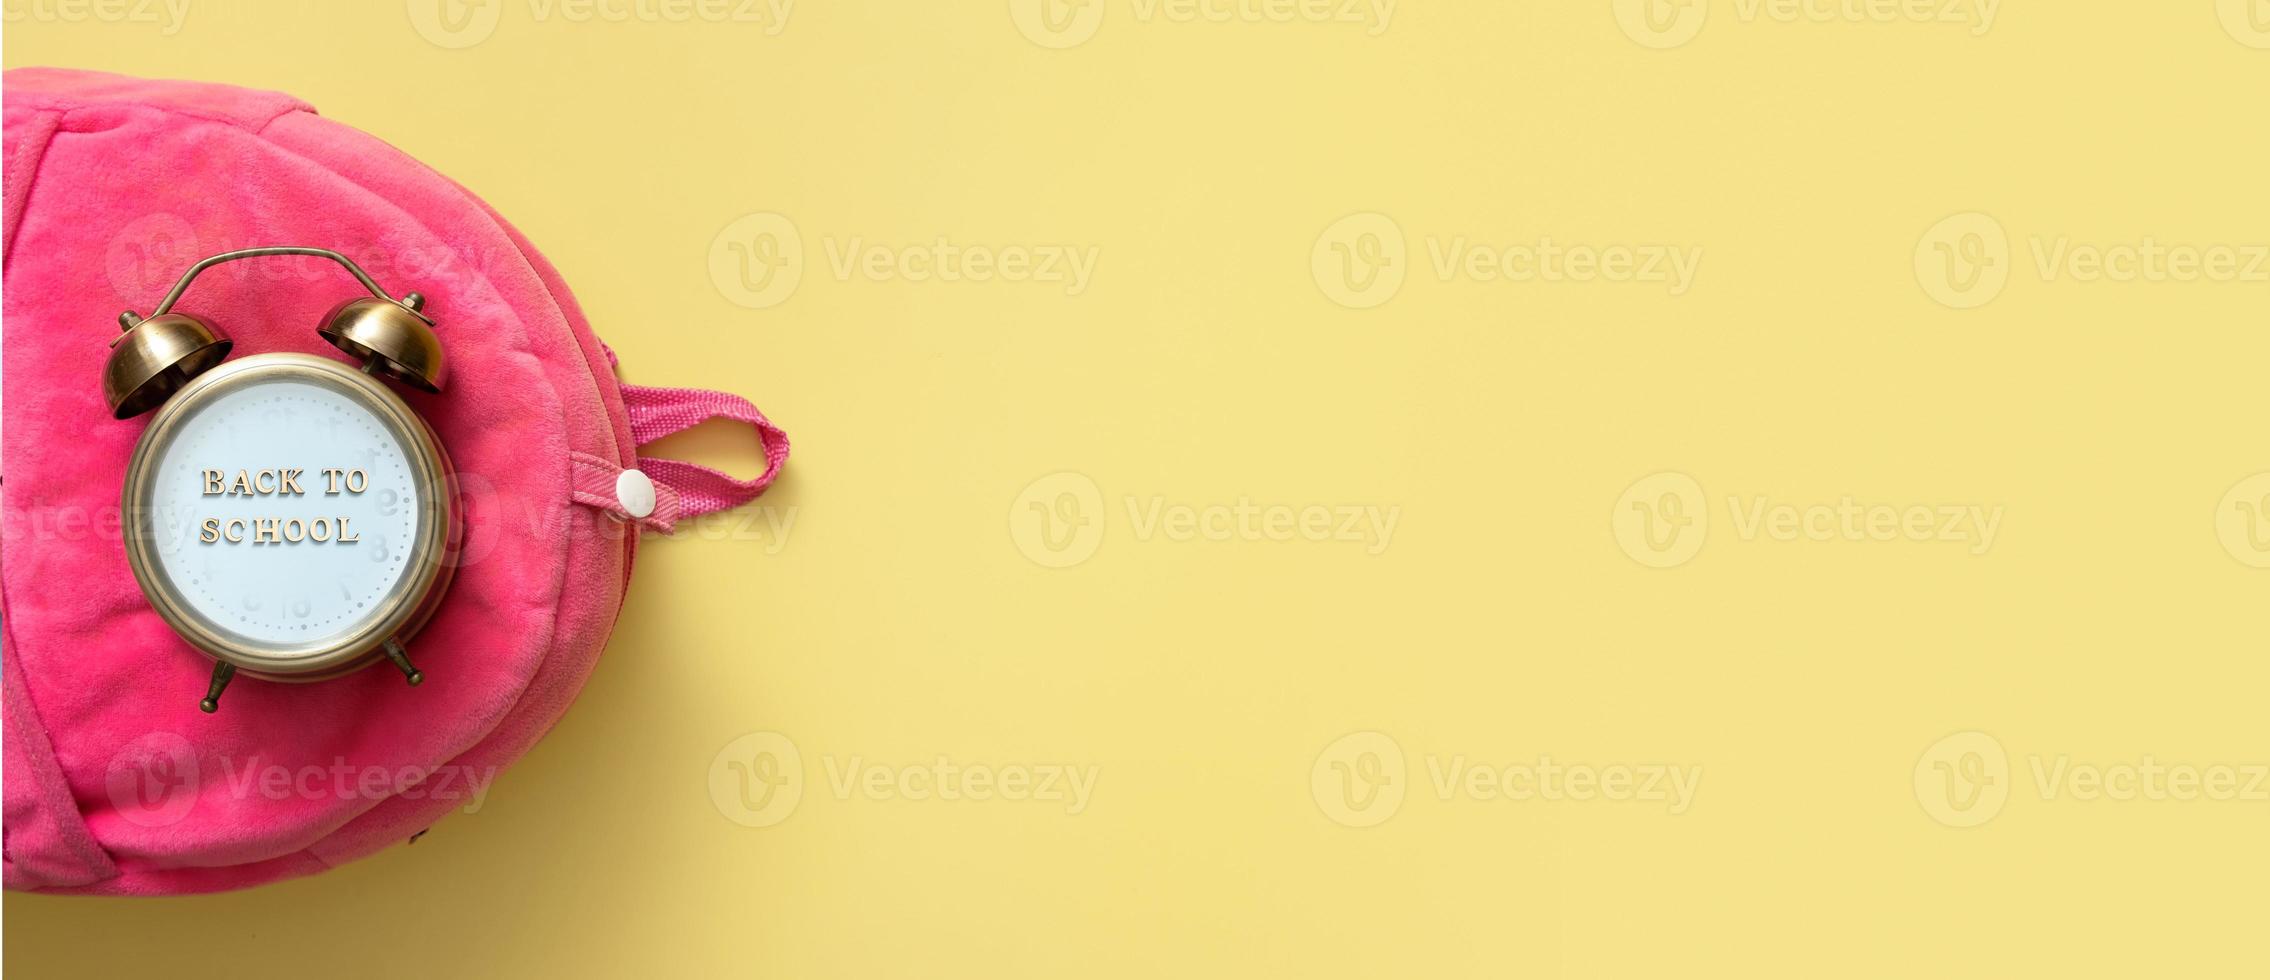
left=122, top=247, right=425, bottom=327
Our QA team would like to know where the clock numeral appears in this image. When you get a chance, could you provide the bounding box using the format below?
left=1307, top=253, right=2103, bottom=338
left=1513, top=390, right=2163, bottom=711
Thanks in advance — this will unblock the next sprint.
left=377, top=488, right=400, bottom=516
left=369, top=535, right=390, bottom=563
left=244, top=593, right=311, bottom=618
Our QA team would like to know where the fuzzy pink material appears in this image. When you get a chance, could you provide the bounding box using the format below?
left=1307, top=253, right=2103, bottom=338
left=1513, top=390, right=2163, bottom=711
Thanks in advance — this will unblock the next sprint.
left=0, top=68, right=781, bottom=895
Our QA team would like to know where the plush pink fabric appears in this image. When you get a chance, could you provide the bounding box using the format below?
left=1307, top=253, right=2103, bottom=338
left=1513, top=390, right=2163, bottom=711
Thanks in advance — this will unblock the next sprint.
left=0, top=68, right=770, bottom=894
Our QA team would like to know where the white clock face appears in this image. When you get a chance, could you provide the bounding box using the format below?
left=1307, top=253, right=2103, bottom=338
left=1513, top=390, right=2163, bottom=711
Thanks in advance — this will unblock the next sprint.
left=140, top=375, right=425, bottom=654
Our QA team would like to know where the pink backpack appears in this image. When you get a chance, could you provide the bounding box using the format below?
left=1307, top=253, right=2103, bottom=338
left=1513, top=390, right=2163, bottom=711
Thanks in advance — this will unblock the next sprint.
left=1, top=68, right=789, bottom=894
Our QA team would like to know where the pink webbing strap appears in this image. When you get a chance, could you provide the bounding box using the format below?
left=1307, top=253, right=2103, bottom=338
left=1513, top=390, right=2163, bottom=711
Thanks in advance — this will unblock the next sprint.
left=620, top=384, right=791, bottom=522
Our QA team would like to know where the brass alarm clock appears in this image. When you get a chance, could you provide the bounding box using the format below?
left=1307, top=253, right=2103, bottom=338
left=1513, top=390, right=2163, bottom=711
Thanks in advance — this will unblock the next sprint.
left=104, top=247, right=460, bottom=713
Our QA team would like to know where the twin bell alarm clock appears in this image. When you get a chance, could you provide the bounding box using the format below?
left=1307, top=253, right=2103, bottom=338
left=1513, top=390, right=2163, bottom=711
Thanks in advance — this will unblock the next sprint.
left=102, top=247, right=461, bottom=713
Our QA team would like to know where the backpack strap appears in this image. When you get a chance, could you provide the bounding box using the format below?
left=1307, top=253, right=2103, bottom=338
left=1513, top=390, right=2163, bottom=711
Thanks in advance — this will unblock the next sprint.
left=608, top=384, right=790, bottom=532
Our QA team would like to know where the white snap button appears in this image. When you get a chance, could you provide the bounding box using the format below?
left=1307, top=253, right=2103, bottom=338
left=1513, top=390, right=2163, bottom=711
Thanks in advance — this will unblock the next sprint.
left=615, top=468, right=657, bottom=519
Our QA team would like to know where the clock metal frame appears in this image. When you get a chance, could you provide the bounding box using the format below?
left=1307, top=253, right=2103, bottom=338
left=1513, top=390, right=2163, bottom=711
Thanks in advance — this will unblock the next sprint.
left=121, top=353, right=459, bottom=683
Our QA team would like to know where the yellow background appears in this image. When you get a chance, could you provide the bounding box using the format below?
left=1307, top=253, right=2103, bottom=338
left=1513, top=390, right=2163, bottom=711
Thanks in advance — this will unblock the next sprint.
left=8, top=1, right=2270, bottom=976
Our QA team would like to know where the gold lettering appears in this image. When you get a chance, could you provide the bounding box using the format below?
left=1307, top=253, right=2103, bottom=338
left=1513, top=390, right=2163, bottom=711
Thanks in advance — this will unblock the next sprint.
left=196, top=468, right=328, bottom=495
left=345, top=469, right=369, bottom=494
left=323, top=468, right=344, bottom=494
left=190, top=505, right=366, bottom=545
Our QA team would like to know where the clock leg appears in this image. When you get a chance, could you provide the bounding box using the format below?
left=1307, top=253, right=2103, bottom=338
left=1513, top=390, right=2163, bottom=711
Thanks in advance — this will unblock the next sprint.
left=383, top=639, right=425, bottom=687
left=199, top=663, right=236, bottom=713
